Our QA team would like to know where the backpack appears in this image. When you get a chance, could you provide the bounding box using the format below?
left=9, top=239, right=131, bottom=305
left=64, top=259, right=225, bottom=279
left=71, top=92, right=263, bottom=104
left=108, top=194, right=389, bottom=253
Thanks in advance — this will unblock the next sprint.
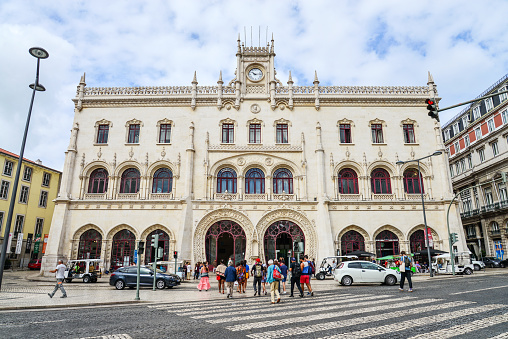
left=404, top=256, right=411, bottom=267
left=310, top=261, right=315, bottom=274
left=272, top=266, right=282, bottom=280
left=292, top=263, right=302, bottom=276
left=254, top=264, right=263, bottom=278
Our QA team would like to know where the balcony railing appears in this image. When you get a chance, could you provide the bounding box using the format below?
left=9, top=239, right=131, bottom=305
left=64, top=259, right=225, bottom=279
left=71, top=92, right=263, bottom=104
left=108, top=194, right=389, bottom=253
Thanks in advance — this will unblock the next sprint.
left=149, top=193, right=174, bottom=200
left=337, top=194, right=362, bottom=201
left=404, top=193, right=428, bottom=200
left=244, top=194, right=267, bottom=200
left=117, top=193, right=140, bottom=200
left=372, top=193, right=396, bottom=200
left=215, top=193, right=238, bottom=201
left=273, top=193, right=295, bottom=201
left=490, top=229, right=502, bottom=237
left=466, top=233, right=477, bottom=239
left=84, top=193, right=107, bottom=200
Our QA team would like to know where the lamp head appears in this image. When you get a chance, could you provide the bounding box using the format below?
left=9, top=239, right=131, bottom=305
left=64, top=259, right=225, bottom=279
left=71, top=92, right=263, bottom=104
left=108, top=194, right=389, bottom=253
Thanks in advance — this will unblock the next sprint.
left=396, top=161, right=404, bottom=165
left=29, top=47, right=49, bottom=59
left=433, top=151, right=442, bottom=156
left=29, top=83, right=46, bottom=91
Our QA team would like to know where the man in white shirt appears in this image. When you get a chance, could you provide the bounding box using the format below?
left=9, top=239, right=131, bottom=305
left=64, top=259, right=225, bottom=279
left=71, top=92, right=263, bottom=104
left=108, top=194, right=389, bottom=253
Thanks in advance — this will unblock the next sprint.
left=186, top=263, right=192, bottom=280
left=48, top=260, right=67, bottom=298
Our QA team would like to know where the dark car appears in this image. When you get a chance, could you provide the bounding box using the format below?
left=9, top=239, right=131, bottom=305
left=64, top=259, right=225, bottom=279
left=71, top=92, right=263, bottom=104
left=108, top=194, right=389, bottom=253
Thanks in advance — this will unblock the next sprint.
left=28, top=259, right=42, bottom=270
left=499, top=258, right=507, bottom=268
left=109, top=266, right=179, bottom=290
left=482, top=257, right=502, bottom=268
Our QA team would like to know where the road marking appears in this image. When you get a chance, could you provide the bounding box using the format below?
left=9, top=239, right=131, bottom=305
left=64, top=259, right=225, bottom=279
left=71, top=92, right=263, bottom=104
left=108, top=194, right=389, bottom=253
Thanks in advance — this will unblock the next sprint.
left=491, top=333, right=508, bottom=339
left=207, top=294, right=393, bottom=323
left=0, top=319, right=66, bottom=328
left=450, top=284, right=508, bottom=295
left=320, top=304, right=507, bottom=339
left=409, top=312, right=508, bottom=338
left=246, top=301, right=472, bottom=338
left=78, top=335, right=133, bottom=339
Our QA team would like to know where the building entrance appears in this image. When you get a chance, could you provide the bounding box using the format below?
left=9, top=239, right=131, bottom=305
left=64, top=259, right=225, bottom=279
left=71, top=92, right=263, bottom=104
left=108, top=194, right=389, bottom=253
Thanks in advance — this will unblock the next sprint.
left=264, top=220, right=305, bottom=262
left=205, top=220, right=246, bottom=266
left=375, top=230, right=399, bottom=257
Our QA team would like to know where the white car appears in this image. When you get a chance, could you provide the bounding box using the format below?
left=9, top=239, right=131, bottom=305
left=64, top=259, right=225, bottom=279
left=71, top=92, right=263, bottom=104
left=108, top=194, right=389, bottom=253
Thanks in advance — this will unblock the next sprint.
left=334, top=260, right=400, bottom=286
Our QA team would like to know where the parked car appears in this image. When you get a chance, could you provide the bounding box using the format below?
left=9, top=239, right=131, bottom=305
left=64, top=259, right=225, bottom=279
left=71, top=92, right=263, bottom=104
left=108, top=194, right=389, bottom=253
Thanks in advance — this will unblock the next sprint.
left=109, top=266, right=179, bottom=290
left=143, top=265, right=181, bottom=285
left=471, top=260, right=485, bottom=271
left=27, top=258, right=42, bottom=270
left=482, top=257, right=502, bottom=268
left=499, top=258, right=508, bottom=268
left=334, top=260, right=400, bottom=286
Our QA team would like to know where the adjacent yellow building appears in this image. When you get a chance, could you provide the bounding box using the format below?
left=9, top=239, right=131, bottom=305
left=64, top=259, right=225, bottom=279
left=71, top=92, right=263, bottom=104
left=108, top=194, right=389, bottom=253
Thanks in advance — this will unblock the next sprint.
left=0, top=148, right=61, bottom=267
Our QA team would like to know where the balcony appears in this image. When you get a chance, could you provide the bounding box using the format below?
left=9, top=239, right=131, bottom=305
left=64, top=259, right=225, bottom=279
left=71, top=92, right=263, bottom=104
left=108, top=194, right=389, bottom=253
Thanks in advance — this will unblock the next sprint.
left=404, top=193, right=428, bottom=201
left=500, top=200, right=508, bottom=209
left=337, top=194, right=362, bottom=201
left=273, top=193, right=295, bottom=201
left=466, top=233, right=477, bottom=240
left=117, top=193, right=139, bottom=200
left=372, top=193, right=395, bottom=200
left=489, top=229, right=502, bottom=237
left=149, top=193, right=174, bottom=200
left=244, top=194, right=267, bottom=200
left=84, top=193, right=107, bottom=200
left=215, top=193, right=238, bottom=201
left=460, top=211, right=472, bottom=218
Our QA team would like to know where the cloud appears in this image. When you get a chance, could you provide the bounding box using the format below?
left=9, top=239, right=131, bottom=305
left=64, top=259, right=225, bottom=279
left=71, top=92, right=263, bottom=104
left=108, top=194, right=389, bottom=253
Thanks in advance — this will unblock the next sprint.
left=0, top=0, right=507, bottom=170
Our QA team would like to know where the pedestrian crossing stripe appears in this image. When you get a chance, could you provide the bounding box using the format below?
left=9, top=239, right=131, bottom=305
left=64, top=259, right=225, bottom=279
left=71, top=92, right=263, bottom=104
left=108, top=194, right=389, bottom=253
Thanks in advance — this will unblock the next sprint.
left=319, top=304, right=507, bottom=339
left=245, top=300, right=473, bottom=338
left=230, top=297, right=437, bottom=332
left=408, top=313, right=508, bottom=339
left=491, top=333, right=508, bottom=339
left=207, top=294, right=394, bottom=324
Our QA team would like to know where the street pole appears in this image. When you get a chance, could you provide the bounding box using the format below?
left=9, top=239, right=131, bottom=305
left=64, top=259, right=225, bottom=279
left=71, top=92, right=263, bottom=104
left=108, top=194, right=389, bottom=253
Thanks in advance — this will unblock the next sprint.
left=135, top=249, right=141, bottom=300
left=153, top=248, right=157, bottom=291
left=417, top=160, right=434, bottom=277
left=0, top=47, right=48, bottom=291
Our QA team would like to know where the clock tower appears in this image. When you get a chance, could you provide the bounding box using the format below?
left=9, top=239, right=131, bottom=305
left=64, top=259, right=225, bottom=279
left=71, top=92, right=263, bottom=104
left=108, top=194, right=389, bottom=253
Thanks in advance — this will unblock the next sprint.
left=235, top=34, right=278, bottom=103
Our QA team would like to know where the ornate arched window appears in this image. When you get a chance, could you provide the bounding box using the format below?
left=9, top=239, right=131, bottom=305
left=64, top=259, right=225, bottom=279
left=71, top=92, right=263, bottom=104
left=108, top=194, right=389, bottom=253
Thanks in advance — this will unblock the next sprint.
left=77, top=229, right=102, bottom=259
left=375, top=230, right=399, bottom=257
left=217, top=168, right=237, bottom=193
left=338, top=168, right=359, bottom=194
left=245, top=168, right=265, bottom=194
left=88, top=168, right=108, bottom=193
left=152, top=168, right=173, bottom=193
left=403, top=169, right=424, bottom=194
left=145, top=230, right=170, bottom=264
left=273, top=168, right=293, bottom=194
left=341, top=230, right=365, bottom=255
left=371, top=168, right=391, bottom=194
left=120, top=168, right=141, bottom=193
left=111, top=229, right=135, bottom=270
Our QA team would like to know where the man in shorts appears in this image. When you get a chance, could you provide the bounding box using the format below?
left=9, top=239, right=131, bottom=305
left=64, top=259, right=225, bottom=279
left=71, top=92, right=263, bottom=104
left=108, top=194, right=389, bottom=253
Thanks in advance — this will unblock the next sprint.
left=300, top=256, right=314, bottom=296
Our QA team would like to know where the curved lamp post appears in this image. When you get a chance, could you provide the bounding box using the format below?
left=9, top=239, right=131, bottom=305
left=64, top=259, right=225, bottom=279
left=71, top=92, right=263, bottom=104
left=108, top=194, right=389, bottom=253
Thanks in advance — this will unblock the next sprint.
left=396, top=151, right=442, bottom=277
left=0, top=47, right=48, bottom=290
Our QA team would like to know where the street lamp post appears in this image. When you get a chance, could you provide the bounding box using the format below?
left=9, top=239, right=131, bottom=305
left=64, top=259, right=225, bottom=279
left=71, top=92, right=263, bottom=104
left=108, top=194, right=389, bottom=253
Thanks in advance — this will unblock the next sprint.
left=396, top=151, right=442, bottom=277
left=0, top=47, right=49, bottom=291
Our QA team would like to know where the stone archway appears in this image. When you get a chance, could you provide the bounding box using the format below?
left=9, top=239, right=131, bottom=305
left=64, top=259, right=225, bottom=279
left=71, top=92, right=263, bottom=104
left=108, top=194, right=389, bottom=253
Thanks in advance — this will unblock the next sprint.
left=193, top=208, right=255, bottom=264
left=256, top=208, right=317, bottom=263
left=70, top=224, right=105, bottom=261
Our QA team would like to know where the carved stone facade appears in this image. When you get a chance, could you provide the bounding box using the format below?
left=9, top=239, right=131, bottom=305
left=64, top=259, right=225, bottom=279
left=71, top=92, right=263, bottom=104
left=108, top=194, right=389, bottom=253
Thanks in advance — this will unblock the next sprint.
left=42, top=37, right=465, bottom=274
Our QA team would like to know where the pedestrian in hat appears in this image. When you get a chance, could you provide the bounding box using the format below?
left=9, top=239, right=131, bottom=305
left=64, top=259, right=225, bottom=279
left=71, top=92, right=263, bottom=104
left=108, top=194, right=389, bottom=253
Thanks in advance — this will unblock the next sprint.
left=251, top=258, right=264, bottom=296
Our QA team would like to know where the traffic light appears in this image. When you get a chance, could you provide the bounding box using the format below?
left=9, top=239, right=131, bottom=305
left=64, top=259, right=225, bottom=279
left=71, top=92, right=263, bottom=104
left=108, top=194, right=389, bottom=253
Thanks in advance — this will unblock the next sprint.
left=173, top=251, right=178, bottom=259
left=426, top=98, right=439, bottom=121
left=138, top=241, right=145, bottom=254
left=450, top=232, right=458, bottom=245
left=151, top=234, right=159, bottom=248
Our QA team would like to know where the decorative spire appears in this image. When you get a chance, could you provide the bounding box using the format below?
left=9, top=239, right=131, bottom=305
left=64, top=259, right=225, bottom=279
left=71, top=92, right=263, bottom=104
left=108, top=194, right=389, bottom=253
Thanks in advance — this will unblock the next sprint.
left=237, top=33, right=241, bottom=53
left=313, top=70, right=319, bottom=84
left=427, top=71, right=434, bottom=84
left=80, top=72, right=86, bottom=85
left=192, top=71, right=198, bottom=84
left=217, top=70, right=223, bottom=84
left=288, top=70, right=293, bottom=84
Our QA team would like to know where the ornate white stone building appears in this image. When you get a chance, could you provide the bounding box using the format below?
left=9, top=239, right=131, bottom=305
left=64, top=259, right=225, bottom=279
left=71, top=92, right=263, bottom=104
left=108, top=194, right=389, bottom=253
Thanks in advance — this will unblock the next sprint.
left=42, top=37, right=465, bottom=274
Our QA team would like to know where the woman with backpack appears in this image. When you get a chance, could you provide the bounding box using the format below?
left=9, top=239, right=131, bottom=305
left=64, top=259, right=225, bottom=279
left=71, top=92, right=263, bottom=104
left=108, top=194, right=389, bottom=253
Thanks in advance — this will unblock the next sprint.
left=197, top=261, right=211, bottom=291
left=252, top=258, right=264, bottom=296
left=289, top=257, right=303, bottom=297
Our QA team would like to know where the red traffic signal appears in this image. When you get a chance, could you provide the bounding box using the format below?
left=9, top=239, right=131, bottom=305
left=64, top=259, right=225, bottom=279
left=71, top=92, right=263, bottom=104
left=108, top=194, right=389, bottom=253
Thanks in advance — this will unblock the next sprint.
left=425, top=98, right=439, bottom=121
left=173, top=251, right=178, bottom=259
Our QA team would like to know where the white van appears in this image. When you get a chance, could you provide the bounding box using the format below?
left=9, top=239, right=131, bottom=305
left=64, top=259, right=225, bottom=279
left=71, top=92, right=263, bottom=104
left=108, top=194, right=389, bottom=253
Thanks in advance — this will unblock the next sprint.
left=431, top=252, right=474, bottom=275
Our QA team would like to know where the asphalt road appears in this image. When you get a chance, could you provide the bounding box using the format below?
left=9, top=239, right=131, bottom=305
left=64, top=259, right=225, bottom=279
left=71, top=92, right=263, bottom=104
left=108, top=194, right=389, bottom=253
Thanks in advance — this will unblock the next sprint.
left=1, top=273, right=507, bottom=339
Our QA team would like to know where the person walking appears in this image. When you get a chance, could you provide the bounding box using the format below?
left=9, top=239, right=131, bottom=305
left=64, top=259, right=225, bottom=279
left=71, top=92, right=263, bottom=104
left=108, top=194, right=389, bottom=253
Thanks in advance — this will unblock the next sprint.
left=266, top=259, right=282, bottom=304
left=279, top=259, right=288, bottom=294
left=194, top=263, right=200, bottom=280
left=236, top=261, right=246, bottom=293
left=224, top=261, right=237, bottom=298
left=289, top=257, right=303, bottom=297
left=399, top=251, right=413, bottom=292
left=48, top=260, right=67, bottom=298
left=300, top=256, right=314, bottom=296
left=186, top=262, right=192, bottom=280
left=216, top=259, right=227, bottom=294
left=244, top=260, right=250, bottom=292
left=251, top=258, right=264, bottom=296
left=261, top=263, right=267, bottom=295
left=197, top=262, right=211, bottom=291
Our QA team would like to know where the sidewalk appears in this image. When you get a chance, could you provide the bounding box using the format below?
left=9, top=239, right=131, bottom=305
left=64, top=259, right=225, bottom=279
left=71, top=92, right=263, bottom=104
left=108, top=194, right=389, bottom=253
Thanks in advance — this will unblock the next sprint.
left=0, top=269, right=506, bottom=311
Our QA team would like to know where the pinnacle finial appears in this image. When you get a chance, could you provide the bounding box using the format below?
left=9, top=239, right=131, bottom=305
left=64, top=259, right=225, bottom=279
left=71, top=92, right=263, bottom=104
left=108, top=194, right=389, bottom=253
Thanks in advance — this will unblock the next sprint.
left=427, top=71, right=434, bottom=84
left=192, top=71, right=197, bottom=84
left=271, top=32, right=274, bottom=42
left=288, top=70, right=293, bottom=83
left=238, top=33, right=241, bottom=42
left=217, top=70, right=223, bottom=84
left=314, top=70, right=319, bottom=83
left=80, top=72, right=86, bottom=84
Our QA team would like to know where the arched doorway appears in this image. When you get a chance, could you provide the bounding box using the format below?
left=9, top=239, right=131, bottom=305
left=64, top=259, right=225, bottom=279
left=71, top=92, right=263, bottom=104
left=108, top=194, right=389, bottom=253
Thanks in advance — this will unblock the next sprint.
left=144, top=230, right=170, bottom=264
left=264, top=221, right=305, bottom=261
left=110, top=229, right=135, bottom=270
left=410, top=230, right=430, bottom=253
left=341, top=230, right=365, bottom=255
left=205, top=221, right=246, bottom=265
left=375, top=230, right=399, bottom=257
left=77, top=229, right=102, bottom=259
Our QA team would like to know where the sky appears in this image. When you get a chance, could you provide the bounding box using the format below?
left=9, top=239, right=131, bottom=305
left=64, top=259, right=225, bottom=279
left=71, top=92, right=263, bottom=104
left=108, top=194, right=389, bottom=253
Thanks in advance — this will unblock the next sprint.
left=1, top=0, right=507, bottom=171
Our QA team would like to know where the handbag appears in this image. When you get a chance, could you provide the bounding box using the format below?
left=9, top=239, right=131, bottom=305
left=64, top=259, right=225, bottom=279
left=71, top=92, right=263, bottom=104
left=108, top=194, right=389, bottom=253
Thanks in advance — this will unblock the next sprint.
left=273, top=267, right=282, bottom=280
left=200, top=272, right=209, bottom=278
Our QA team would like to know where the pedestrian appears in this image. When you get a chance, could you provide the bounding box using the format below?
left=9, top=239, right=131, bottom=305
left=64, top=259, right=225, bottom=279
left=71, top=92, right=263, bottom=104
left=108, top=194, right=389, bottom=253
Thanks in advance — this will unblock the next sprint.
left=48, top=260, right=67, bottom=298
left=399, top=251, right=413, bottom=292
left=224, top=260, right=237, bottom=298
left=266, top=259, right=282, bottom=304
left=182, top=264, right=187, bottom=280
left=197, top=261, right=211, bottom=291
left=194, top=262, right=200, bottom=280
left=252, top=258, right=264, bottom=296
left=300, top=256, right=314, bottom=296
left=216, top=259, right=227, bottom=294
left=236, top=261, right=246, bottom=293
left=279, top=259, right=288, bottom=294
left=244, top=260, right=250, bottom=292
left=186, top=262, right=192, bottom=280
left=261, top=263, right=268, bottom=295
left=289, top=257, right=303, bottom=297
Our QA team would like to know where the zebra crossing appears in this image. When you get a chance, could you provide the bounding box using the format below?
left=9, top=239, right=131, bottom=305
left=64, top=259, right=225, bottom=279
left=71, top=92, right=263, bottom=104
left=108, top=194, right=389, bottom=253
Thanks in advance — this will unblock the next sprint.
left=151, top=292, right=508, bottom=338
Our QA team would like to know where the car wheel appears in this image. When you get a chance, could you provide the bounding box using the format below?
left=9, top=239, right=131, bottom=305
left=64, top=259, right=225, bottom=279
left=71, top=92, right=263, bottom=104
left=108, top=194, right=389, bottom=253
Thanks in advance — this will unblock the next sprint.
left=316, top=272, right=325, bottom=280
left=500, top=263, right=505, bottom=268
left=341, top=276, right=353, bottom=286
left=156, top=279, right=166, bottom=290
left=474, top=264, right=480, bottom=271
left=490, top=264, right=495, bottom=268
left=464, top=268, right=473, bottom=275
left=385, top=275, right=397, bottom=286
left=83, top=275, right=91, bottom=283
left=115, top=279, right=125, bottom=290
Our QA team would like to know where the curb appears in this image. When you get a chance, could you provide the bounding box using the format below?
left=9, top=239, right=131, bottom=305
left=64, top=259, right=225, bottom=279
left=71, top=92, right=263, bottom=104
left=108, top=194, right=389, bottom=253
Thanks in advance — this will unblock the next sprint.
left=0, top=300, right=149, bottom=311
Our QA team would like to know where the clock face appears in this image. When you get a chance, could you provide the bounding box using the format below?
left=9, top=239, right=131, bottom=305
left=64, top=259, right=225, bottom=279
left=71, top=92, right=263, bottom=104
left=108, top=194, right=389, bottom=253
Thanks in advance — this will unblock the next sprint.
left=248, top=68, right=263, bottom=81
